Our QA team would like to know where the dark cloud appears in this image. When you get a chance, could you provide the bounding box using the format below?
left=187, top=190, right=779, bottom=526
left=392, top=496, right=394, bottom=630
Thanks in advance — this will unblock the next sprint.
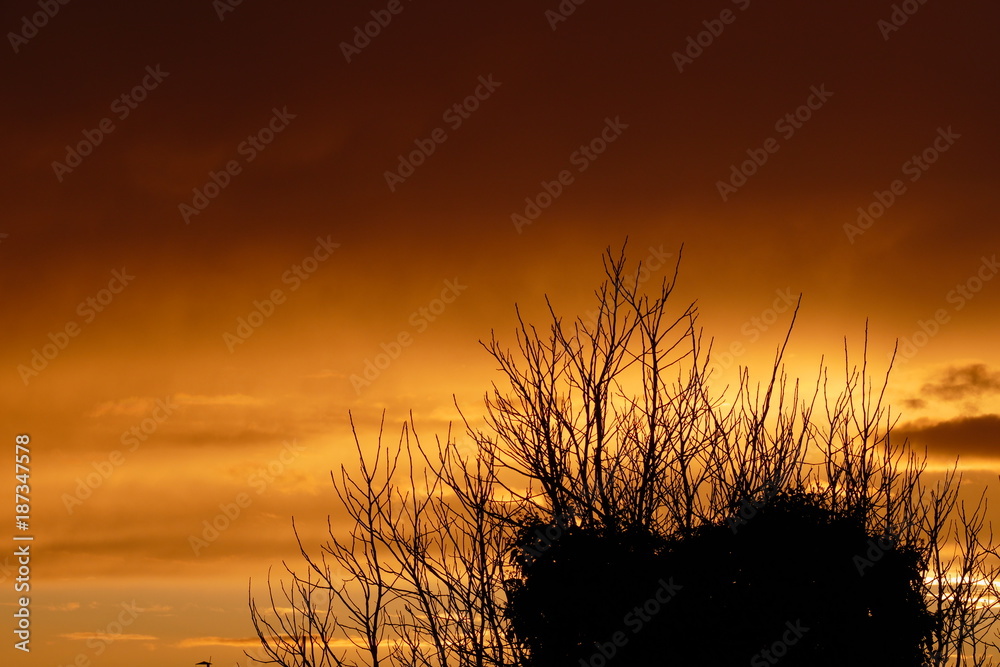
left=897, top=414, right=1000, bottom=459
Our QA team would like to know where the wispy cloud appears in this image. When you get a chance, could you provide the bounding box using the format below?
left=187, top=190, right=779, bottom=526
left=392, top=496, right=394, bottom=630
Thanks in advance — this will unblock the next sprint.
left=61, top=632, right=158, bottom=641
left=89, top=396, right=162, bottom=418
left=921, top=364, right=1000, bottom=402
left=174, top=393, right=269, bottom=407
left=89, top=392, right=268, bottom=419
left=180, top=636, right=266, bottom=648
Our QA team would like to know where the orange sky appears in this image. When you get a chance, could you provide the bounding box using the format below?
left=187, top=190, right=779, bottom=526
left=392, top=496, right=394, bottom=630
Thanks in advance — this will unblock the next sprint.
left=2, top=0, right=1000, bottom=665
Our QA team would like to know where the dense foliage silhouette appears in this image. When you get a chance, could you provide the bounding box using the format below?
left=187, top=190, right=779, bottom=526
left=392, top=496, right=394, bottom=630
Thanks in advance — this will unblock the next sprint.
left=506, top=491, right=935, bottom=666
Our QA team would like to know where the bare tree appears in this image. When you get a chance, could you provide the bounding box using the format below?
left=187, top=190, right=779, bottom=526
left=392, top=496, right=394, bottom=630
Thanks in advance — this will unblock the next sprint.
left=249, top=413, right=521, bottom=667
left=250, top=244, right=1000, bottom=666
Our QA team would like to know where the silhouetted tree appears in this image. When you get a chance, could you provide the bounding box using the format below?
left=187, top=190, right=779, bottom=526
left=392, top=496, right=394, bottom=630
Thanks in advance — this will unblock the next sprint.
left=250, top=244, right=1000, bottom=667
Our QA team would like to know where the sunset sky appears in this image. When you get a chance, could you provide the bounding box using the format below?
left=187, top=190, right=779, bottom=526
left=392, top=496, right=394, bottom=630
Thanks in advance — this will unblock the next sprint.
left=2, top=0, right=999, bottom=665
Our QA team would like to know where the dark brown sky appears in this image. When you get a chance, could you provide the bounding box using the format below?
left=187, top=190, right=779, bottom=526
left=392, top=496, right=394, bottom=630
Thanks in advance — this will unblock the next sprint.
left=2, top=1, right=999, bottom=665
